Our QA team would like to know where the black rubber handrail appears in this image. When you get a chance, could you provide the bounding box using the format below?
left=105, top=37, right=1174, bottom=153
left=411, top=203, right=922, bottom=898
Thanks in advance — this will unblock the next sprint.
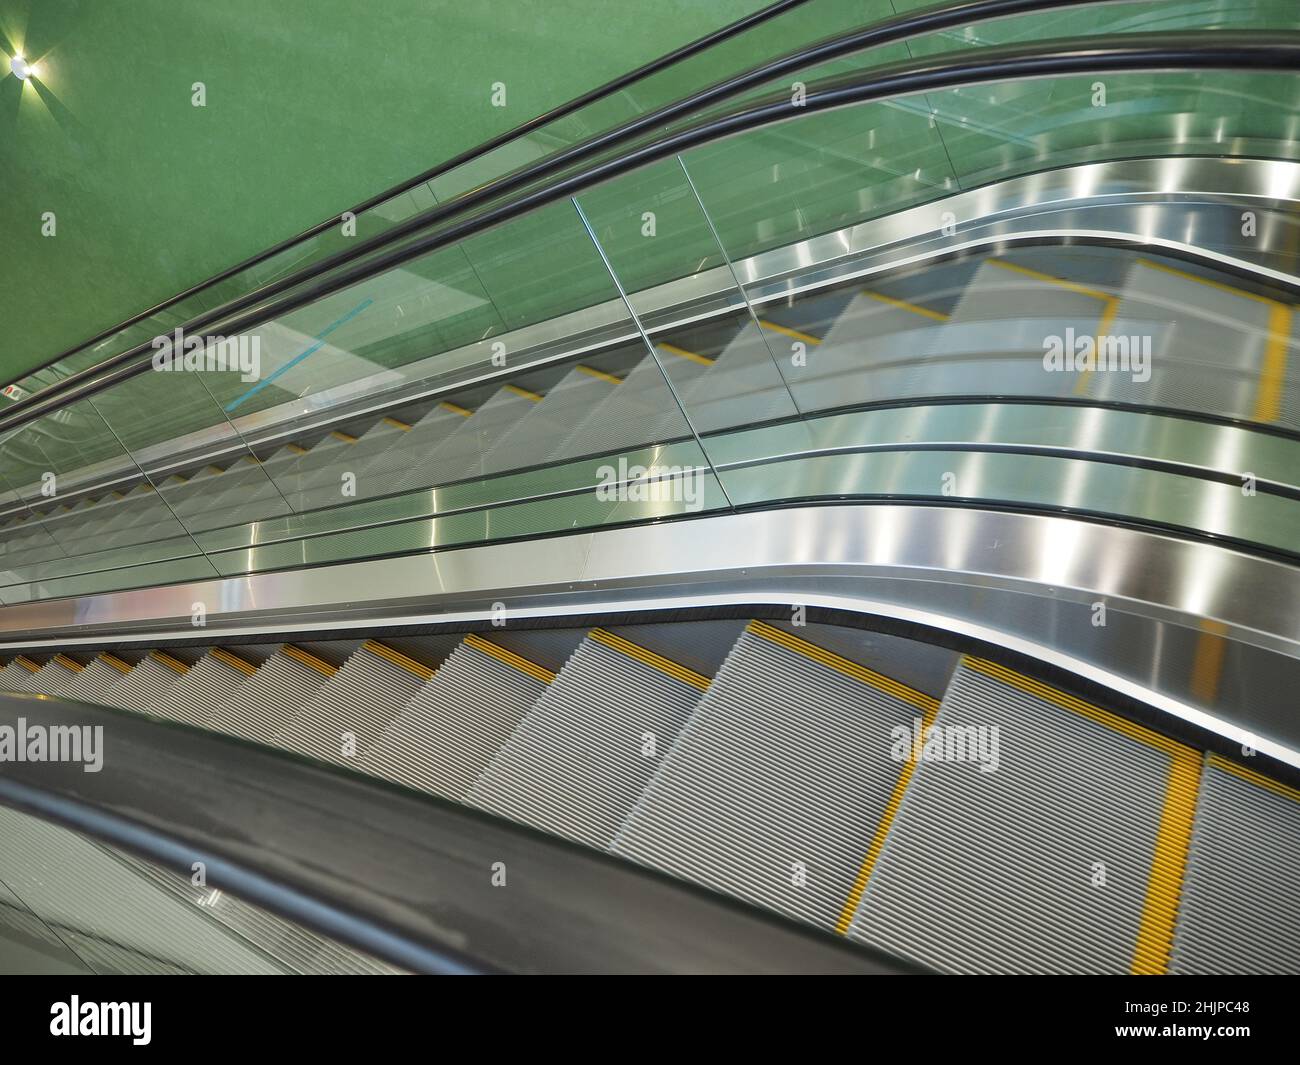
left=0, top=0, right=1148, bottom=432
left=0, top=0, right=814, bottom=401
left=5, top=29, right=1299, bottom=438
left=0, top=691, right=920, bottom=973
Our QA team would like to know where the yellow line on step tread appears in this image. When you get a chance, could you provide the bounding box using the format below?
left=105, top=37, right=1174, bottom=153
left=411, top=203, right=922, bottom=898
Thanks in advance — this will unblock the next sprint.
left=1252, top=302, right=1292, bottom=424
left=1072, top=297, right=1121, bottom=397
left=1136, top=257, right=1279, bottom=306
left=363, top=640, right=434, bottom=681
left=1130, top=746, right=1201, bottom=975
left=989, top=258, right=1111, bottom=303
left=863, top=290, right=949, bottom=322
left=382, top=416, right=412, bottom=431
left=100, top=653, right=133, bottom=675
left=14, top=656, right=40, bottom=673
left=503, top=384, right=544, bottom=402
left=658, top=342, right=714, bottom=365
left=749, top=621, right=938, bottom=713
left=53, top=654, right=83, bottom=673
left=210, top=647, right=257, bottom=676
left=149, top=650, right=189, bottom=675
left=440, top=401, right=474, bottom=417
left=836, top=698, right=940, bottom=934
left=463, top=633, right=555, bottom=684
left=590, top=629, right=710, bottom=691
left=965, top=656, right=1188, bottom=758
left=330, top=431, right=358, bottom=444
left=282, top=644, right=337, bottom=677
left=575, top=364, right=623, bottom=385
left=1207, top=752, right=1300, bottom=805
left=759, top=319, right=822, bottom=345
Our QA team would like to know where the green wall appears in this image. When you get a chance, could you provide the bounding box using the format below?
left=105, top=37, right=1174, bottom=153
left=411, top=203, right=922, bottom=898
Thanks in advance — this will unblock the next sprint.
left=0, top=0, right=771, bottom=382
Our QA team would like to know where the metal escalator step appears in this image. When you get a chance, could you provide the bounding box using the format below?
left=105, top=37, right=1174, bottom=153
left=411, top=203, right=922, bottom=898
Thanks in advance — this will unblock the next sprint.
left=272, top=642, right=431, bottom=766
left=15, top=657, right=83, bottom=696
left=612, top=621, right=936, bottom=934
left=60, top=654, right=134, bottom=706
left=468, top=630, right=708, bottom=849
left=0, top=805, right=285, bottom=974
left=394, top=388, right=539, bottom=490
left=205, top=647, right=333, bottom=745
left=0, top=656, right=51, bottom=693
left=480, top=366, right=621, bottom=476
left=548, top=348, right=709, bottom=463
left=107, top=653, right=189, bottom=712
left=677, top=321, right=800, bottom=433
left=845, top=657, right=1194, bottom=974
left=358, top=634, right=551, bottom=800
left=145, top=648, right=256, bottom=726
left=1170, top=755, right=1300, bottom=974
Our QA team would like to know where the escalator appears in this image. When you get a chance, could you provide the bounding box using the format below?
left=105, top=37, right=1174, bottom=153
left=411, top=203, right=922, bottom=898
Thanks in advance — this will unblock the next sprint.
left=3, top=615, right=1297, bottom=974
left=1, top=0, right=1300, bottom=975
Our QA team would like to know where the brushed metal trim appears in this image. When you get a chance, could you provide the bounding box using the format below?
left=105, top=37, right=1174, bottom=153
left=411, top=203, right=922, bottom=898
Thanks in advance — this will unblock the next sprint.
left=0, top=505, right=1295, bottom=768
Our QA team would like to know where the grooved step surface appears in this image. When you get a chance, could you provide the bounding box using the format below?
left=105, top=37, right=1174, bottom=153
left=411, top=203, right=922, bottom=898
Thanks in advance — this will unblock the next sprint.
left=147, top=652, right=251, bottom=726
left=1170, top=759, right=1300, bottom=975
left=359, top=639, right=549, bottom=801
left=206, top=650, right=330, bottom=745
left=110, top=656, right=185, bottom=713
left=613, top=629, right=925, bottom=933
left=468, top=635, right=704, bottom=848
left=846, top=661, right=1171, bottom=974
left=273, top=646, right=428, bottom=766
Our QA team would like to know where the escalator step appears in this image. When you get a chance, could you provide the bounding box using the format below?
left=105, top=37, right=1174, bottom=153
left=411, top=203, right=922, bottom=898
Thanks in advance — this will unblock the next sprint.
left=612, top=621, right=935, bottom=935
left=106, top=652, right=188, bottom=713
left=845, top=657, right=1193, bottom=974
left=0, top=657, right=42, bottom=692
left=468, top=629, right=708, bottom=849
left=272, top=641, right=432, bottom=766
left=1170, top=755, right=1300, bottom=974
left=205, top=647, right=334, bottom=745
left=60, top=654, right=134, bottom=706
left=358, top=634, right=552, bottom=800
left=146, top=648, right=256, bottom=726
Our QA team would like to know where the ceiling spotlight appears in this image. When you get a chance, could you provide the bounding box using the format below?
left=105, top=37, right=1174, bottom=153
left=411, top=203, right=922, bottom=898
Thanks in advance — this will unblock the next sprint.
left=11, top=54, right=32, bottom=80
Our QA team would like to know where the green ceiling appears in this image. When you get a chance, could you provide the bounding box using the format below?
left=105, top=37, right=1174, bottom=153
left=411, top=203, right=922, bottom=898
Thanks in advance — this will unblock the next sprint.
left=0, top=0, right=770, bottom=383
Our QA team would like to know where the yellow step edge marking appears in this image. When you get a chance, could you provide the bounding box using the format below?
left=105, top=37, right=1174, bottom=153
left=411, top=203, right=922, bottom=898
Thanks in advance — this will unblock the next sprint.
left=149, top=650, right=190, bottom=675
left=283, top=644, right=337, bottom=677
left=658, top=342, right=715, bottom=366
left=382, top=416, right=412, bottom=431
left=836, top=697, right=940, bottom=934
left=330, top=430, right=358, bottom=444
left=286, top=443, right=309, bottom=455
left=1252, top=302, right=1292, bottom=424
left=575, top=364, right=623, bottom=385
left=1207, top=752, right=1300, bottom=805
left=503, top=383, right=543, bottom=403
left=53, top=654, right=84, bottom=673
left=1072, top=296, right=1121, bottom=397
left=210, top=646, right=257, bottom=677
left=169, top=474, right=189, bottom=484
left=863, top=290, right=950, bottom=322
left=207, top=465, right=225, bottom=476
left=245, top=455, right=263, bottom=465
left=988, top=258, right=1111, bottom=304
left=99, top=653, right=133, bottom=675
left=113, top=491, right=126, bottom=499
left=964, top=655, right=1201, bottom=975
left=589, top=629, right=709, bottom=691
left=363, top=640, right=434, bottom=681
left=463, top=633, right=556, bottom=684
left=965, top=656, right=1188, bottom=758
left=749, top=620, right=939, bottom=714
left=1136, top=256, right=1279, bottom=307
left=15, top=656, right=41, bottom=673
left=440, top=400, right=474, bottom=417
left=759, top=319, right=822, bottom=345
left=1130, top=746, right=1201, bottom=975
left=1190, top=619, right=1230, bottom=704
